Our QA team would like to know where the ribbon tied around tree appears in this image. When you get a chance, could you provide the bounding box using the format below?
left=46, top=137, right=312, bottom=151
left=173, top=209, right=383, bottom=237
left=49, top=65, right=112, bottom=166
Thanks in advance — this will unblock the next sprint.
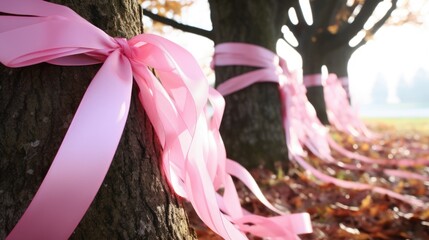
left=213, top=42, right=428, bottom=209
left=0, top=1, right=313, bottom=239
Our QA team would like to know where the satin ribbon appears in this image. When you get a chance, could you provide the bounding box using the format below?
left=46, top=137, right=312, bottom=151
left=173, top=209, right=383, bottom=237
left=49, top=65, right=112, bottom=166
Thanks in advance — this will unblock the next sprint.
left=0, top=1, right=312, bottom=239
left=322, top=74, right=429, bottom=168
left=213, top=42, right=428, bottom=208
left=302, top=74, right=323, bottom=87
left=338, top=76, right=350, bottom=96
left=323, top=73, right=376, bottom=139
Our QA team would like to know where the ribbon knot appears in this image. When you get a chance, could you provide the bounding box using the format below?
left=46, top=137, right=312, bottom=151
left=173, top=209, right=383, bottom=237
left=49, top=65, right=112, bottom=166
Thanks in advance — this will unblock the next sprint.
left=114, top=37, right=133, bottom=59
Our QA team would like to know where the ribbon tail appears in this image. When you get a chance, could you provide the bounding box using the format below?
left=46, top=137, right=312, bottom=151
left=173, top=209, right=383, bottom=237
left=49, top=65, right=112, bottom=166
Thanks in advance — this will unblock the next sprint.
left=7, top=50, right=133, bottom=240
left=324, top=75, right=376, bottom=139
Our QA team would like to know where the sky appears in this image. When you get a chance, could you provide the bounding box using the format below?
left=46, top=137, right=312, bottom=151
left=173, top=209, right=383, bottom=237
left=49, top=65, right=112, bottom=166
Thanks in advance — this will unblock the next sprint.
left=348, top=1, right=429, bottom=117
left=349, top=24, right=429, bottom=102
left=144, top=0, right=429, bottom=118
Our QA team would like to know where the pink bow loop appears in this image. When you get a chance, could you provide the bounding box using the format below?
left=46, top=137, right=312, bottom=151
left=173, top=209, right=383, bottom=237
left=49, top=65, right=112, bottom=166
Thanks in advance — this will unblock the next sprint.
left=0, top=6, right=117, bottom=67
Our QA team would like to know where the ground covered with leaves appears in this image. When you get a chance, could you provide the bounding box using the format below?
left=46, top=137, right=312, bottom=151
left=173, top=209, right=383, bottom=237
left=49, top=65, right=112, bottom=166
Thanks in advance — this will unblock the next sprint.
left=185, top=119, right=429, bottom=239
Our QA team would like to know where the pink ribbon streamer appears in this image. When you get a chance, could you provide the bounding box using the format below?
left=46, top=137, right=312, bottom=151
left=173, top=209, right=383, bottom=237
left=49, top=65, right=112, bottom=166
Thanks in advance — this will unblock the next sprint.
left=1, top=1, right=312, bottom=239
left=213, top=42, right=428, bottom=208
left=323, top=73, right=376, bottom=139
left=338, top=76, right=350, bottom=96
left=302, top=74, right=323, bottom=87
left=321, top=74, right=429, bottom=169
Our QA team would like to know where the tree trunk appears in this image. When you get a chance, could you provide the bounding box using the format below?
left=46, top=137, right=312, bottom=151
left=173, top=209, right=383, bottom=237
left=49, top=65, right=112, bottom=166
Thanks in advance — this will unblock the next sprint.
left=0, top=1, right=195, bottom=239
left=324, top=48, right=350, bottom=79
left=288, top=0, right=343, bottom=125
left=208, top=0, right=290, bottom=170
left=324, top=45, right=355, bottom=100
left=300, top=42, right=330, bottom=125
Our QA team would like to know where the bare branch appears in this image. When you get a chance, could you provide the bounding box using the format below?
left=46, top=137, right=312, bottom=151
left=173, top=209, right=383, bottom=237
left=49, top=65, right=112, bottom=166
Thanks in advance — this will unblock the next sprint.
left=328, top=0, right=382, bottom=50
left=142, top=8, right=213, bottom=40
left=293, top=1, right=307, bottom=27
left=367, top=0, right=398, bottom=36
left=352, top=0, right=398, bottom=52
left=313, top=0, right=341, bottom=29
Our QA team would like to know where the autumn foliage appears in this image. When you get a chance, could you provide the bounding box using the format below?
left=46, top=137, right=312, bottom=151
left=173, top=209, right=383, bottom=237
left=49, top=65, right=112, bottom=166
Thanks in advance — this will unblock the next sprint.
left=187, top=121, right=429, bottom=239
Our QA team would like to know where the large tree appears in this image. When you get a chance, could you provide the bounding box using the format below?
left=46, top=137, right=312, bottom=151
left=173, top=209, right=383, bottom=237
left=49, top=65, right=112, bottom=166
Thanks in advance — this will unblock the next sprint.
left=142, top=0, right=301, bottom=170
left=0, top=1, right=195, bottom=239
left=323, top=0, right=398, bottom=98
left=285, top=0, right=397, bottom=121
left=208, top=0, right=294, bottom=170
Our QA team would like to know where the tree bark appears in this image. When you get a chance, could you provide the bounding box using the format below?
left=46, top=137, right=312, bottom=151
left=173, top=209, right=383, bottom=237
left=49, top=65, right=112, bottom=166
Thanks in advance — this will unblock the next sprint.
left=208, top=0, right=292, bottom=170
left=300, top=45, right=330, bottom=125
left=325, top=47, right=350, bottom=79
left=287, top=0, right=362, bottom=125
left=324, top=46, right=353, bottom=99
left=0, top=1, right=195, bottom=239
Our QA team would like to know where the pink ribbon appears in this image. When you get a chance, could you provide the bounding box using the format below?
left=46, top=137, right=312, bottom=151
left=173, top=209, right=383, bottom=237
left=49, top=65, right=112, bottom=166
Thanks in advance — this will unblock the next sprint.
left=338, top=76, right=350, bottom=96
left=302, top=74, right=323, bottom=87
left=215, top=44, right=332, bottom=161
left=317, top=74, right=429, bottom=169
left=1, top=1, right=312, bottom=239
left=323, top=73, right=376, bottom=139
left=213, top=42, right=428, bottom=208
left=322, top=76, right=429, bottom=168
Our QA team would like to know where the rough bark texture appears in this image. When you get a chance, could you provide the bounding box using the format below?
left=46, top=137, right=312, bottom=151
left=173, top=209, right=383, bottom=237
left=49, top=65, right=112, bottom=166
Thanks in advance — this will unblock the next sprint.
left=0, top=1, right=195, bottom=239
left=208, top=0, right=291, bottom=170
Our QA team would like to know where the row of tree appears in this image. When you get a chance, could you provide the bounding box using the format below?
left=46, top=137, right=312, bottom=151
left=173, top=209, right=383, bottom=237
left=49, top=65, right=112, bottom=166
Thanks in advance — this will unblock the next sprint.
left=146, top=0, right=398, bottom=169
left=0, top=0, right=405, bottom=238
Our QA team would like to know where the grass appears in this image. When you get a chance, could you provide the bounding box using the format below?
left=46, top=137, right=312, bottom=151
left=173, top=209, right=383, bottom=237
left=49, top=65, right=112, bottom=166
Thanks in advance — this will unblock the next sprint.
left=363, top=117, right=429, bottom=134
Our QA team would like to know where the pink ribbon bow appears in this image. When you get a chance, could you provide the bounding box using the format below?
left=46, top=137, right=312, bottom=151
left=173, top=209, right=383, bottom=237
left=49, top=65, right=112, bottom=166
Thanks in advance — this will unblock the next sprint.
left=213, top=42, right=428, bottom=208
left=1, top=1, right=312, bottom=239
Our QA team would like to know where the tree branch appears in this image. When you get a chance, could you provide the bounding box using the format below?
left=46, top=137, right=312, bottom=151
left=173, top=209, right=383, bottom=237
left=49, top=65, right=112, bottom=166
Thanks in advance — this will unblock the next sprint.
left=286, top=1, right=308, bottom=48
left=345, top=0, right=382, bottom=35
left=293, top=1, right=307, bottom=27
left=275, top=1, right=296, bottom=35
left=352, top=0, right=398, bottom=52
left=367, top=0, right=398, bottom=36
left=313, top=0, right=340, bottom=29
left=142, top=8, right=213, bottom=40
left=327, top=0, right=381, bottom=50
left=285, top=14, right=298, bottom=35
left=281, top=35, right=299, bottom=50
left=284, top=5, right=303, bottom=51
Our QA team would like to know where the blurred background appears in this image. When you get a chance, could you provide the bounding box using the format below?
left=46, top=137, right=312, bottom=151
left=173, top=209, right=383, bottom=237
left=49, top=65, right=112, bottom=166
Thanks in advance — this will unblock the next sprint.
left=142, top=0, right=429, bottom=118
